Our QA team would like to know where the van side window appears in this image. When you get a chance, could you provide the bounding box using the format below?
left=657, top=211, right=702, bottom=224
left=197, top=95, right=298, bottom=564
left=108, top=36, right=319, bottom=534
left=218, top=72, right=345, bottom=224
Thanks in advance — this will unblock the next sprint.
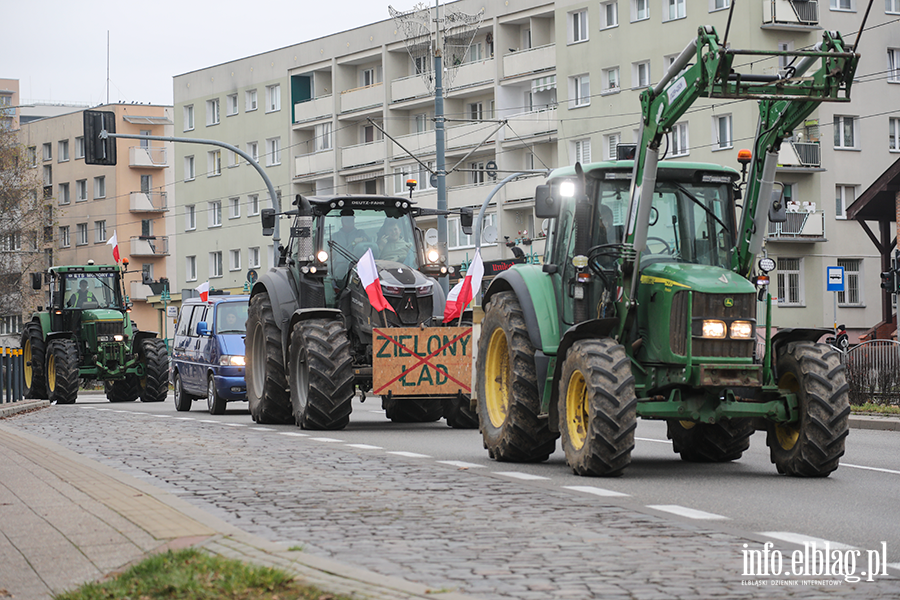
left=176, top=306, right=194, bottom=336
left=188, top=306, right=207, bottom=337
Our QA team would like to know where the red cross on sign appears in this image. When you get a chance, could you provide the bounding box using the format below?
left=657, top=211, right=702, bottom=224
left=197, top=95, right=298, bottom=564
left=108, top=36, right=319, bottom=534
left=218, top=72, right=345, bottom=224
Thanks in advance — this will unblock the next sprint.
left=372, top=327, right=473, bottom=396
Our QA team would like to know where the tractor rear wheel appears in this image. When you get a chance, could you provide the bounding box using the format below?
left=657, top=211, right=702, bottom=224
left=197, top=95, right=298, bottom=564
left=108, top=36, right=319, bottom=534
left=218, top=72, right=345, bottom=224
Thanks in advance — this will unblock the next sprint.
left=246, top=292, right=292, bottom=424
left=289, top=318, right=354, bottom=430
left=22, top=323, right=47, bottom=399
left=383, top=397, right=443, bottom=423
left=442, top=397, right=479, bottom=429
left=666, top=418, right=754, bottom=463
left=46, top=339, right=79, bottom=405
left=138, top=338, right=169, bottom=403
left=476, top=292, right=558, bottom=462
left=107, top=376, right=140, bottom=403
left=558, top=339, right=637, bottom=477
left=767, top=342, right=850, bottom=477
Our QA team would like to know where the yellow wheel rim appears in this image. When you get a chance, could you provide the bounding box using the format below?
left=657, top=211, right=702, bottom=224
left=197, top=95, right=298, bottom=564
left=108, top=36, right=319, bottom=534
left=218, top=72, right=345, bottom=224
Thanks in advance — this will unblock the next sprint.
left=47, top=353, right=56, bottom=392
left=775, top=371, right=801, bottom=450
left=24, top=339, right=33, bottom=388
left=679, top=420, right=696, bottom=430
left=484, top=328, right=510, bottom=428
left=565, top=369, right=589, bottom=451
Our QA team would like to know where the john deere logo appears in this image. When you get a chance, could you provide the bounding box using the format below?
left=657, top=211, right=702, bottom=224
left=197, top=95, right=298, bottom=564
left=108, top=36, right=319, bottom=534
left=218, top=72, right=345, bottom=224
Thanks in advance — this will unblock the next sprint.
left=724, top=298, right=734, bottom=308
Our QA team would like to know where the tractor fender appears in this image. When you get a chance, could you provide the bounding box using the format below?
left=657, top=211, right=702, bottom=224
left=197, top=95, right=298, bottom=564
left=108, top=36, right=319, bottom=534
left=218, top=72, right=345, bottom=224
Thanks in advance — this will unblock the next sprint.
left=251, top=267, right=301, bottom=367
left=770, top=327, right=831, bottom=379
left=133, top=330, right=161, bottom=346
left=286, top=308, right=345, bottom=357
left=46, top=331, right=74, bottom=344
left=483, top=266, right=560, bottom=354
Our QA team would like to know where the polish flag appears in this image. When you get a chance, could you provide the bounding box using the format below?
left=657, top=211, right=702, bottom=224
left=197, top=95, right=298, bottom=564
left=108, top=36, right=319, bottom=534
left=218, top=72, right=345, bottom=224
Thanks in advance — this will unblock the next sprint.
left=196, top=281, right=210, bottom=302
left=106, top=230, right=120, bottom=263
left=443, top=249, right=484, bottom=323
left=357, top=248, right=395, bottom=313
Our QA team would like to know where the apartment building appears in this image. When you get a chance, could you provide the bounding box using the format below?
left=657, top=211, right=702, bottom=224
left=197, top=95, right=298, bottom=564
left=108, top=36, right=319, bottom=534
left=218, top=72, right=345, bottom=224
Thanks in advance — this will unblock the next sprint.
left=17, top=104, right=176, bottom=333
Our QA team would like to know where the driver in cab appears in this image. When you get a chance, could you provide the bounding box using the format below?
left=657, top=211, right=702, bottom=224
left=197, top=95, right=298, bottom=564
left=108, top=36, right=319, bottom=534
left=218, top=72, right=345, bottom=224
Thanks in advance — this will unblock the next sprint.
left=67, top=279, right=97, bottom=308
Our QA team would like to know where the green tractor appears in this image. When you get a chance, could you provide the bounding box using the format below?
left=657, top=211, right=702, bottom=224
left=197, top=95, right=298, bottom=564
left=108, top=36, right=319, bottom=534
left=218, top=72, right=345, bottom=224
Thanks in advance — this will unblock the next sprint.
left=22, top=263, right=169, bottom=404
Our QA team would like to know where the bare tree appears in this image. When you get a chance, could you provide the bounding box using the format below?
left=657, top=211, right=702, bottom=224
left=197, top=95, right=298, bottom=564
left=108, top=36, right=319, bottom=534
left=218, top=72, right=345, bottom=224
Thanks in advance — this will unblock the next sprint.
left=0, top=122, right=48, bottom=347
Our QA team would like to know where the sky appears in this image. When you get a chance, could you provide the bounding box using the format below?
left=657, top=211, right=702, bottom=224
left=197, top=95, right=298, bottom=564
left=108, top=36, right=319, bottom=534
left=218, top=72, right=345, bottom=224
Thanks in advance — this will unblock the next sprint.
left=6, top=0, right=398, bottom=107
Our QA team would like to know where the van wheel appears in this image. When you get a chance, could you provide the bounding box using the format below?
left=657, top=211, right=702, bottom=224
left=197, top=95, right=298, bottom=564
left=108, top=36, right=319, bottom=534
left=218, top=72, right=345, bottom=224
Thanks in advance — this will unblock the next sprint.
left=207, top=374, right=227, bottom=415
left=173, top=372, right=192, bottom=412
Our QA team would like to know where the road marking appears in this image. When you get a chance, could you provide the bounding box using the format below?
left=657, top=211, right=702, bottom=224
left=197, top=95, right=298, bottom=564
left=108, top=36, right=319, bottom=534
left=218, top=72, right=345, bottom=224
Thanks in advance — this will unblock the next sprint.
left=563, top=485, right=630, bottom=498
left=174, top=417, right=195, bottom=421
left=222, top=423, right=245, bottom=427
left=198, top=419, right=219, bottom=423
left=387, top=451, right=432, bottom=458
left=495, top=471, right=550, bottom=481
left=759, top=532, right=856, bottom=550
left=345, top=444, right=383, bottom=450
left=152, top=414, right=172, bottom=418
left=437, top=460, right=485, bottom=469
left=250, top=427, right=274, bottom=431
left=647, top=505, right=728, bottom=520
left=636, top=437, right=671, bottom=444
left=842, top=463, right=900, bottom=476
left=309, top=437, right=343, bottom=443
left=279, top=432, right=308, bottom=437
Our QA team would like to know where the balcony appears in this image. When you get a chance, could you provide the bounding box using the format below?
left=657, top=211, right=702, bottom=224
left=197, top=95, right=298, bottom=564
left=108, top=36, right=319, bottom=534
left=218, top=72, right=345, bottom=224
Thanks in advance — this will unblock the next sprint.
left=130, top=281, right=154, bottom=301
left=341, top=140, right=385, bottom=170
left=503, top=175, right=544, bottom=201
left=129, top=191, right=168, bottom=212
left=767, top=209, right=825, bottom=242
left=762, top=0, right=819, bottom=30
left=448, top=59, right=494, bottom=92
left=340, top=82, right=383, bottom=114
left=295, top=149, right=335, bottom=178
left=503, top=108, right=558, bottom=141
left=391, top=74, right=431, bottom=103
left=130, top=236, right=169, bottom=257
left=503, top=45, right=554, bottom=80
left=293, top=95, right=333, bottom=124
left=391, top=130, right=435, bottom=159
left=777, top=141, right=822, bottom=171
left=129, top=145, right=167, bottom=168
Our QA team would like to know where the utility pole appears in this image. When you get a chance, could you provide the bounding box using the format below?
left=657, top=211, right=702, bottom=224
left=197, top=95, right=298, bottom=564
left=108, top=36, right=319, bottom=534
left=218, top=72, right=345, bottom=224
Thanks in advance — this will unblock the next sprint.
left=433, top=0, right=448, bottom=295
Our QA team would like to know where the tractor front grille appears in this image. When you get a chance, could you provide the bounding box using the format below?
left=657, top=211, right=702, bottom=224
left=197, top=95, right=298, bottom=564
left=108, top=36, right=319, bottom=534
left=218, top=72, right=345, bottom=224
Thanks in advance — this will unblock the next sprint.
left=96, top=321, right=124, bottom=337
left=671, top=291, right=756, bottom=358
left=386, top=293, right=433, bottom=326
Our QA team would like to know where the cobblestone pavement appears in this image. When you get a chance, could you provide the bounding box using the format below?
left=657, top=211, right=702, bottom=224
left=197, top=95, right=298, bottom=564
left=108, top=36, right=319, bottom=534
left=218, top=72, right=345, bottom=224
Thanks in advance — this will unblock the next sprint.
left=8, top=405, right=900, bottom=599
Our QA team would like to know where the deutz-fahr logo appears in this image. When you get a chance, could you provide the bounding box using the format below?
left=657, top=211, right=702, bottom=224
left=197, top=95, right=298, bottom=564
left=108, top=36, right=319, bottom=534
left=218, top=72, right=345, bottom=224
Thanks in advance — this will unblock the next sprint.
left=724, top=297, right=734, bottom=308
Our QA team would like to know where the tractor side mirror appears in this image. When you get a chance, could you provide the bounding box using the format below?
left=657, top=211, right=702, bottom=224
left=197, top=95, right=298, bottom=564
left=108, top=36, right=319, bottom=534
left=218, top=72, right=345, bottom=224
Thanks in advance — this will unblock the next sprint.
left=31, top=273, right=43, bottom=290
left=260, top=208, right=276, bottom=236
left=459, top=207, right=473, bottom=236
left=534, top=184, right=559, bottom=218
left=768, top=184, right=787, bottom=223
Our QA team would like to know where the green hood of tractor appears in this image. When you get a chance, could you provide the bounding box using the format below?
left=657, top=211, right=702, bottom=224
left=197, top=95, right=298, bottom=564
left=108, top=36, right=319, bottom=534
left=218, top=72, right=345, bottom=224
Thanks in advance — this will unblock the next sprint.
left=82, top=309, right=128, bottom=323
left=640, top=262, right=756, bottom=295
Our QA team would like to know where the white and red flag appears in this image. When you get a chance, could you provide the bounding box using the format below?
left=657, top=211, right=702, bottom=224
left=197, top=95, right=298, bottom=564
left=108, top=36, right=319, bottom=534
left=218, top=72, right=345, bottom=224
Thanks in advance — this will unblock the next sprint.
left=443, top=249, right=484, bottom=323
left=196, top=281, right=210, bottom=302
left=357, top=248, right=395, bottom=313
left=106, top=230, right=120, bottom=263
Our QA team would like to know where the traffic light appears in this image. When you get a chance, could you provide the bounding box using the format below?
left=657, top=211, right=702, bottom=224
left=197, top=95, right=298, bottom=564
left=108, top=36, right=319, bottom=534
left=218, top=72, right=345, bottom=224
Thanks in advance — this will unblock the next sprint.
left=881, top=270, right=894, bottom=292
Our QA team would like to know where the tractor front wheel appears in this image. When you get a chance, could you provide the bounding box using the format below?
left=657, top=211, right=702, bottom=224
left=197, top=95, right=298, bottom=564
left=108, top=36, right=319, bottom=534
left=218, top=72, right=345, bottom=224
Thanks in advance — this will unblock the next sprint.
left=289, top=318, right=354, bottom=430
left=442, top=396, right=479, bottom=429
left=138, top=338, right=169, bottom=403
left=246, top=292, right=292, bottom=424
left=383, top=397, right=443, bottom=423
left=767, top=341, right=850, bottom=477
left=46, top=339, right=79, bottom=405
left=22, top=323, right=47, bottom=399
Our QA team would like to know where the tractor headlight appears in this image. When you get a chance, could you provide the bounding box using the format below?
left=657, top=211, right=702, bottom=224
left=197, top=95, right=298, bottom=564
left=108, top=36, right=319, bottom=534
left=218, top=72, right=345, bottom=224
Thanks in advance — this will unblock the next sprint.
left=426, top=248, right=441, bottom=263
left=219, top=355, right=245, bottom=366
left=317, top=250, right=328, bottom=263
left=114, top=335, right=124, bottom=342
left=382, top=284, right=404, bottom=297
left=729, top=321, right=753, bottom=339
left=559, top=180, right=577, bottom=198
left=416, top=283, right=433, bottom=296
left=701, top=320, right=727, bottom=339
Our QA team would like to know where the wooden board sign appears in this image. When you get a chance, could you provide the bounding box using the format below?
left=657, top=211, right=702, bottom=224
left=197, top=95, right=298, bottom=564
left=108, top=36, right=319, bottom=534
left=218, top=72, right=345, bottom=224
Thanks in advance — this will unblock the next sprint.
left=372, top=326, right=473, bottom=397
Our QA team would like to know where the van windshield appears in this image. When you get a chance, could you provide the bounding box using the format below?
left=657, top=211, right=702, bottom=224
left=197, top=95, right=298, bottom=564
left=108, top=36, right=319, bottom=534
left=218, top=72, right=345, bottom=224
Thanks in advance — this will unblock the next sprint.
left=216, top=303, right=249, bottom=334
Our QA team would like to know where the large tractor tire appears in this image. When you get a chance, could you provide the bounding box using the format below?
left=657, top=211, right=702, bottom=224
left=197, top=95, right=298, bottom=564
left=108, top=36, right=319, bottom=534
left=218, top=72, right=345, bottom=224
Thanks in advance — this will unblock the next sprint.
left=46, top=339, right=80, bottom=405
left=558, top=339, right=637, bottom=477
left=246, top=292, right=292, bottom=424
left=107, top=376, right=140, bottom=403
left=173, top=371, right=194, bottom=412
left=138, top=338, right=169, bottom=403
left=767, top=341, right=850, bottom=477
left=22, top=323, right=47, bottom=399
left=442, top=397, right=479, bottom=429
left=289, top=318, right=354, bottom=430
left=476, top=292, right=558, bottom=462
left=666, top=418, right=754, bottom=463
left=383, top=397, right=443, bottom=423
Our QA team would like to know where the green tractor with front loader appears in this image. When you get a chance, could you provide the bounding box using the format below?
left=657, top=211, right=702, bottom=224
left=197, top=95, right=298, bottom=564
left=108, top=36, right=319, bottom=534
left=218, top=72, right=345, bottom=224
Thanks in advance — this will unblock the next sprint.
left=22, top=263, right=169, bottom=404
left=476, top=25, right=859, bottom=477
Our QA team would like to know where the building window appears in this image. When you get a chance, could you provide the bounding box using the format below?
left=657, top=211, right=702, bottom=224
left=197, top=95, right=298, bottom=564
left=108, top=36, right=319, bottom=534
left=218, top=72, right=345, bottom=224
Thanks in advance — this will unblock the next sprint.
left=449, top=214, right=496, bottom=250
left=888, top=49, right=900, bottom=83
left=208, top=150, right=222, bottom=176
left=246, top=89, right=258, bottom=111
left=42, top=143, right=52, bottom=161
left=570, top=74, right=591, bottom=108
left=570, top=9, right=588, bottom=43
left=184, top=105, right=194, bottom=131
left=633, top=61, right=650, bottom=88
left=665, top=0, right=686, bottom=21
left=76, top=223, right=88, bottom=246
left=603, top=67, right=620, bottom=94
left=888, top=0, right=900, bottom=14
left=833, top=115, right=858, bottom=149
left=632, top=0, right=649, bottom=21
left=206, top=98, right=220, bottom=126
left=229, top=197, right=241, bottom=219
left=186, top=256, right=197, bottom=282
left=43, top=165, right=52, bottom=186
left=1, top=232, right=21, bottom=252
left=209, top=200, right=222, bottom=228
left=710, top=0, right=729, bottom=10
left=671, top=122, right=689, bottom=156
left=890, top=117, right=900, bottom=151
left=266, top=137, right=281, bottom=166
left=469, top=161, right=486, bottom=185
left=393, top=162, right=435, bottom=194
left=0, top=315, right=22, bottom=335
left=75, top=137, right=84, bottom=159
left=837, top=259, right=862, bottom=306
left=93, top=176, right=105, bottom=199
left=186, top=204, right=196, bottom=231
left=574, top=138, right=592, bottom=164
left=414, top=113, right=428, bottom=133
left=830, top=0, right=853, bottom=10
left=776, top=258, right=803, bottom=306
left=246, top=141, right=259, bottom=163
left=604, top=133, right=621, bottom=160
left=185, top=156, right=195, bottom=180
left=468, top=102, right=483, bottom=120
left=76, top=179, right=87, bottom=202
left=27, top=146, right=36, bottom=167
left=249, top=194, right=260, bottom=216
left=266, top=84, right=281, bottom=112
left=94, top=220, right=107, bottom=243
left=249, top=247, right=261, bottom=268
left=229, top=145, right=240, bottom=168
left=315, top=123, right=332, bottom=152
left=713, top=114, right=733, bottom=150
left=59, top=226, right=70, bottom=248
left=58, top=140, right=69, bottom=162
left=58, top=182, right=70, bottom=205
left=210, top=251, right=223, bottom=278
left=835, top=184, right=856, bottom=219
left=600, top=1, right=618, bottom=28
left=227, top=93, right=238, bottom=116
left=230, top=249, right=241, bottom=271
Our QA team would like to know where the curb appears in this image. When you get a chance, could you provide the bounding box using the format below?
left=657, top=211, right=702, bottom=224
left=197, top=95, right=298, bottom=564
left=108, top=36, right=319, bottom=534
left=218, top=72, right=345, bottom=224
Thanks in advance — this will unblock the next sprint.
left=0, top=399, right=49, bottom=418
left=848, top=414, right=900, bottom=431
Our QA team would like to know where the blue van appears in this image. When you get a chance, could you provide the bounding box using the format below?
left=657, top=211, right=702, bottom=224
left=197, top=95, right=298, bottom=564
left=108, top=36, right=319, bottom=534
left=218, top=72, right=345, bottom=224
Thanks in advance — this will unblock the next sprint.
left=171, top=295, right=249, bottom=414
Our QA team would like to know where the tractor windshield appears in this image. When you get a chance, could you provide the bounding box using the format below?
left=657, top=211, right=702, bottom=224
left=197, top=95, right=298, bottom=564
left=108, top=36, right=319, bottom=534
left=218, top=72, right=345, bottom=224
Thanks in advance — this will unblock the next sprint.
left=60, top=272, right=123, bottom=310
left=323, top=209, right=418, bottom=284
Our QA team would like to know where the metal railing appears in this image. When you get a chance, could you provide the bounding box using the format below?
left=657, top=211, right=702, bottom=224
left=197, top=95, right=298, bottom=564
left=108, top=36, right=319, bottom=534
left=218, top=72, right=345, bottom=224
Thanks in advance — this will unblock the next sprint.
left=843, top=340, right=900, bottom=405
left=1, top=347, right=24, bottom=403
left=791, top=141, right=820, bottom=167
left=767, top=209, right=825, bottom=240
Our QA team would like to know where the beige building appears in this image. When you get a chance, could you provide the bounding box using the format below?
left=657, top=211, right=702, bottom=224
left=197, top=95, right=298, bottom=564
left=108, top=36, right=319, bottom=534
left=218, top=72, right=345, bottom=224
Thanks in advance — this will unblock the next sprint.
left=0, top=79, right=21, bottom=130
left=18, top=104, right=176, bottom=335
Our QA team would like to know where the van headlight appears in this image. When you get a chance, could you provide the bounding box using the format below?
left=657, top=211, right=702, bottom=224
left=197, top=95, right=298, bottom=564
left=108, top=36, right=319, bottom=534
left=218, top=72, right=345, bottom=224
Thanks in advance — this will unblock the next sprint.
left=219, top=355, right=245, bottom=366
